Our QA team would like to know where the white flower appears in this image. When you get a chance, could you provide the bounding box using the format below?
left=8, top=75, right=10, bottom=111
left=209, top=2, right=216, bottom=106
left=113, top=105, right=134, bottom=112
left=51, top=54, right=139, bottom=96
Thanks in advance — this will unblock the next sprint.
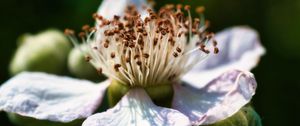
left=0, top=0, right=265, bottom=126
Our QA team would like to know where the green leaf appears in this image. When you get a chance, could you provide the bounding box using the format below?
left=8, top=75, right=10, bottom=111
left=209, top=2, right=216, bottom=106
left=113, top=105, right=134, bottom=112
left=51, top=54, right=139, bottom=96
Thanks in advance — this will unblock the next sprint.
left=206, top=105, right=262, bottom=126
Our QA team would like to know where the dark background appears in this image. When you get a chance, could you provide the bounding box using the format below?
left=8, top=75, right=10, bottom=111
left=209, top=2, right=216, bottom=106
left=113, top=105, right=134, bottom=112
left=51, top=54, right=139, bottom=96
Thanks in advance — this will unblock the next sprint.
left=0, top=0, right=299, bottom=125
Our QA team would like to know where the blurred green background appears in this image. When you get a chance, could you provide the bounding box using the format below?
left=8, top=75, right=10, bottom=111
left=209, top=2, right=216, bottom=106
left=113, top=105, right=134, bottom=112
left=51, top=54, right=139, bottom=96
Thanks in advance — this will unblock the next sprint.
left=0, top=0, right=299, bottom=125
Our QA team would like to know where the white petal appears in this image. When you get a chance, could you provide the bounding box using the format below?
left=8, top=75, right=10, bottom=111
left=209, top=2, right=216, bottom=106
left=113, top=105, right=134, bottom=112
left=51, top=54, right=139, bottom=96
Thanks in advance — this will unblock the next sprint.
left=174, top=70, right=257, bottom=125
left=97, top=0, right=150, bottom=19
left=0, top=72, right=109, bottom=122
left=82, top=88, right=190, bottom=126
left=183, top=26, right=265, bottom=88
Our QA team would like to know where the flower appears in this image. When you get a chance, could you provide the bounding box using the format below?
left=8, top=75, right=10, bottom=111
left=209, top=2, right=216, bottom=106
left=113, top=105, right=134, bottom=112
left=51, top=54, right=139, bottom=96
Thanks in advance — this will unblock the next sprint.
left=0, top=0, right=265, bottom=126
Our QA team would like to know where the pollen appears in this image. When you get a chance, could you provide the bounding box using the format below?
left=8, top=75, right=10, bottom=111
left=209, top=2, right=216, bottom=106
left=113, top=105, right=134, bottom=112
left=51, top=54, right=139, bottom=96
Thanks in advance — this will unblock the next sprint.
left=65, top=4, right=219, bottom=87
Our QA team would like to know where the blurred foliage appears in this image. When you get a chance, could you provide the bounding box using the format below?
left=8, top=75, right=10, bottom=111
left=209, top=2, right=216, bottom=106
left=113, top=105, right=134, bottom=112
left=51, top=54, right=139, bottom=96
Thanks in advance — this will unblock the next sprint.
left=0, top=0, right=299, bottom=126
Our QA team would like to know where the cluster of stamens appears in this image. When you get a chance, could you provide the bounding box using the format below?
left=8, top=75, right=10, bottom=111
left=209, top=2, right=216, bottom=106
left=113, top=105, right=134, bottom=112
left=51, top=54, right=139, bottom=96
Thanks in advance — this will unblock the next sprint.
left=65, top=4, right=219, bottom=87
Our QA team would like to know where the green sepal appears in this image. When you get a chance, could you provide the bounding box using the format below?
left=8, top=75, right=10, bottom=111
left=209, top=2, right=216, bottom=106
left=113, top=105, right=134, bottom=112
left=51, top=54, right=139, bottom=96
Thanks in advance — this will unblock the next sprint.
left=7, top=113, right=83, bottom=126
left=206, top=105, right=262, bottom=126
left=107, top=80, right=174, bottom=108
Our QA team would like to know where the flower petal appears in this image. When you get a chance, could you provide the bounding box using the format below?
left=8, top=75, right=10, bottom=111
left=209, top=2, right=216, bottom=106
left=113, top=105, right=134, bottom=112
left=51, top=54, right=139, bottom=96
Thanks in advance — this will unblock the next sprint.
left=0, top=72, right=109, bottom=122
left=173, top=70, right=257, bottom=125
left=82, top=88, right=190, bottom=126
left=97, top=0, right=150, bottom=19
left=183, top=26, right=265, bottom=88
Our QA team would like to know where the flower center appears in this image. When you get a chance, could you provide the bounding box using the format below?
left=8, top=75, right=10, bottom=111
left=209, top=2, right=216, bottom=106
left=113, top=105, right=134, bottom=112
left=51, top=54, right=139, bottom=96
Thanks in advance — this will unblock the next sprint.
left=65, top=4, right=219, bottom=87
left=108, top=80, right=173, bottom=107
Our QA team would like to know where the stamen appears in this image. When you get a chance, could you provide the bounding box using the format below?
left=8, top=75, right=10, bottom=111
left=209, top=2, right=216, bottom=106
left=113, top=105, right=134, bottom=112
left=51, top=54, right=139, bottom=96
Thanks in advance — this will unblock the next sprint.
left=65, top=4, right=219, bottom=87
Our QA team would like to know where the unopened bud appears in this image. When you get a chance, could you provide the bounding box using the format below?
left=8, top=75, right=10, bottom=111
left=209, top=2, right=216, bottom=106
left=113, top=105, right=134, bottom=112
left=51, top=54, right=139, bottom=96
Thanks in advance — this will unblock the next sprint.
left=9, top=29, right=71, bottom=76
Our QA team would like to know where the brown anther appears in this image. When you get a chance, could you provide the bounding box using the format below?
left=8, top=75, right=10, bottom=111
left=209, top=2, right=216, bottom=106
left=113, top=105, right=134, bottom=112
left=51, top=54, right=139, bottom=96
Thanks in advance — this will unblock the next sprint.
left=143, top=53, right=149, bottom=58
left=92, top=13, right=98, bottom=19
left=147, top=8, right=153, bottom=13
left=138, top=38, right=144, bottom=45
left=136, top=60, right=142, bottom=66
left=96, top=68, right=102, bottom=75
left=153, top=38, right=158, bottom=46
left=213, top=40, right=218, bottom=46
left=200, top=44, right=206, bottom=50
left=142, top=31, right=148, bottom=36
left=196, top=6, right=205, bottom=14
left=168, top=38, right=175, bottom=46
left=85, top=55, right=92, bottom=62
left=214, top=47, right=219, bottom=54
left=64, top=29, right=74, bottom=35
left=178, top=32, right=183, bottom=37
left=97, top=15, right=103, bottom=20
left=78, top=32, right=85, bottom=38
left=129, top=42, right=135, bottom=48
left=114, top=29, right=120, bottom=34
left=173, top=52, right=179, bottom=57
left=118, top=22, right=124, bottom=29
left=114, top=15, right=120, bottom=20
left=165, top=4, right=175, bottom=10
left=89, top=27, right=96, bottom=32
left=134, top=54, right=140, bottom=59
left=125, top=57, right=131, bottom=63
left=103, top=42, right=109, bottom=48
left=114, top=64, right=122, bottom=72
left=176, top=4, right=183, bottom=10
left=82, top=25, right=90, bottom=32
left=93, top=46, right=98, bottom=50
left=184, top=5, right=191, bottom=11
left=176, top=47, right=182, bottom=53
left=111, top=52, right=116, bottom=58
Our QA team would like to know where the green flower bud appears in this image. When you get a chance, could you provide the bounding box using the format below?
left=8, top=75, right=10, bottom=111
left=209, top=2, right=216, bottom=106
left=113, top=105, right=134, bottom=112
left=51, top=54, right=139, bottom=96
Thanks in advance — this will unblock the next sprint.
left=108, top=80, right=173, bottom=108
left=206, top=105, right=262, bottom=126
left=7, top=113, right=83, bottom=126
left=9, top=29, right=71, bottom=76
left=68, top=45, right=105, bottom=81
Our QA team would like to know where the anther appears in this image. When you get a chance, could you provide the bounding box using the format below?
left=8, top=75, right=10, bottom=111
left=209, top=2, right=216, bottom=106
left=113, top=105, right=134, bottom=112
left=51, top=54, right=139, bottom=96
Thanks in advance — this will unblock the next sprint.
left=214, top=47, right=219, bottom=54
left=103, top=42, right=109, bottom=48
left=134, top=54, right=140, bottom=60
left=82, top=25, right=90, bottom=32
left=97, top=68, right=102, bottom=75
left=196, top=6, right=205, bottom=14
left=173, top=52, right=179, bottom=57
left=176, top=47, right=182, bottom=53
left=125, top=57, right=131, bottom=63
left=213, top=40, right=218, bottom=46
left=143, top=53, right=149, bottom=58
left=114, top=15, right=120, bottom=20
left=111, top=52, right=116, bottom=58
left=176, top=4, right=183, bottom=10
left=136, top=60, right=142, bottom=66
left=78, top=32, right=85, bottom=38
left=85, top=55, right=92, bottom=62
left=64, top=29, right=74, bottom=35
left=114, top=64, right=122, bottom=72
left=184, top=5, right=191, bottom=11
